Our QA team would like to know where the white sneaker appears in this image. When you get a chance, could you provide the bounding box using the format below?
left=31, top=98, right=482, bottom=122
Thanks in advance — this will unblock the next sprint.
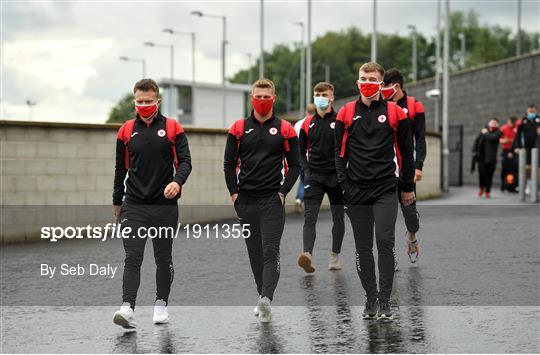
left=257, top=296, right=272, bottom=323
left=328, top=252, right=342, bottom=270
left=153, top=299, right=169, bottom=324
left=113, top=302, right=136, bottom=329
left=253, top=295, right=261, bottom=317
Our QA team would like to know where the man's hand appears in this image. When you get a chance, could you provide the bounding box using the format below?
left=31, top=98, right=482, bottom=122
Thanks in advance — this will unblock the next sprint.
left=164, top=181, right=181, bottom=199
left=514, top=148, right=520, bottom=155
left=278, top=192, right=285, bottom=205
left=481, top=128, right=488, bottom=134
left=414, top=169, right=423, bottom=182
left=401, top=191, right=416, bottom=206
left=112, top=205, right=122, bottom=221
left=231, top=193, right=238, bottom=203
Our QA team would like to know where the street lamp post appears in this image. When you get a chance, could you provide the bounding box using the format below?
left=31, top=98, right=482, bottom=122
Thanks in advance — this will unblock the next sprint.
left=516, top=0, right=522, bottom=56
left=442, top=0, right=450, bottom=192
left=260, top=0, right=265, bottom=78
left=306, top=0, right=312, bottom=108
left=435, top=0, right=441, bottom=132
left=458, top=32, right=466, bottom=69
left=144, top=42, right=174, bottom=117
left=294, top=22, right=305, bottom=118
left=324, top=64, right=330, bottom=82
left=25, top=100, right=36, bottom=121
left=407, top=25, right=417, bottom=82
left=119, top=56, right=147, bottom=78
left=163, top=29, right=196, bottom=83
left=191, top=11, right=227, bottom=127
left=245, top=53, right=253, bottom=113
left=371, top=0, right=377, bottom=62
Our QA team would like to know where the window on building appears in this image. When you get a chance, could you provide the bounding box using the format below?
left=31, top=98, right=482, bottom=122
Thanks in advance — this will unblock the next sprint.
left=177, top=85, right=193, bottom=125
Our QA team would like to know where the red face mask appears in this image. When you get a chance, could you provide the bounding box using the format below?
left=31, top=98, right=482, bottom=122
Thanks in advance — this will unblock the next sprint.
left=135, top=103, right=158, bottom=119
left=381, top=85, right=397, bottom=100
left=357, top=80, right=381, bottom=99
left=251, top=96, right=275, bottom=116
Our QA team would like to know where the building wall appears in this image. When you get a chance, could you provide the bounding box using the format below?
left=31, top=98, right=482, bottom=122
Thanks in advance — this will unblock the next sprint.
left=1, top=121, right=441, bottom=243
left=406, top=53, right=540, bottom=186
left=192, top=87, right=246, bottom=128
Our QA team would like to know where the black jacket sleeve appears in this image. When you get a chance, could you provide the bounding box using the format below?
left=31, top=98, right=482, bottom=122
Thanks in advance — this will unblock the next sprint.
left=113, top=139, right=127, bottom=205
left=397, top=118, right=415, bottom=192
left=223, top=133, right=240, bottom=196
left=414, top=112, right=427, bottom=170
left=334, top=119, right=348, bottom=188
left=279, top=137, right=301, bottom=196
left=513, top=124, right=523, bottom=149
left=484, top=130, right=502, bottom=142
left=298, top=128, right=311, bottom=175
left=172, top=133, right=192, bottom=186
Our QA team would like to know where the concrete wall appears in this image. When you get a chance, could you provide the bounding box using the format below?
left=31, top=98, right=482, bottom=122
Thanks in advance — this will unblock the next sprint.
left=406, top=52, right=540, bottom=186
left=1, top=121, right=441, bottom=243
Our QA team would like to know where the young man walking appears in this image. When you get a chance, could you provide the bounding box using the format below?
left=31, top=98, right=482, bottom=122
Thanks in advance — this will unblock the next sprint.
left=112, top=79, right=192, bottom=328
left=297, top=82, right=345, bottom=273
left=382, top=68, right=426, bottom=263
left=335, top=63, right=414, bottom=320
left=223, top=79, right=300, bottom=322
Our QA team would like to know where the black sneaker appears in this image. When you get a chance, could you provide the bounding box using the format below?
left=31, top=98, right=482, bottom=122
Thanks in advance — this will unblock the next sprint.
left=377, top=300, right=393, bottom=320
left=362, top=299, right=378, bottom=319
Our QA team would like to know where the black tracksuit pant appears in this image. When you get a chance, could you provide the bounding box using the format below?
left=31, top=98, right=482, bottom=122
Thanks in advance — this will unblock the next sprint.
left=398, top=183, right=420, bottom=234
left=234, top=191, right=285, bottom=301
left=120, top=202, right=178, bottom=309
left=302, top=172, right=345, bottom=254
left=501, top=149, right=517, bottom=192
left=344, top=182, right=398, bottom=302
left=478, top=162, right=496, bottom=193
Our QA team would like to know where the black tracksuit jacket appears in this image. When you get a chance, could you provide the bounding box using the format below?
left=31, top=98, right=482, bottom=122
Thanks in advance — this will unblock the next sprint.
left=396, top=92, right=427, bottom=171
left=299, top=109, right=338, bottom=175
left=334, top=97, right=415, bottom=193
left=224, top=114, right=301, bottom=196
left=113, top=113, right=192, bottom=205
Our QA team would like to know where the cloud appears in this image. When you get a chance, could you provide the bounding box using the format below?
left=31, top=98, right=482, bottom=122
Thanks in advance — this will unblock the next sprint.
left=1, top=0, right=538, bottom=124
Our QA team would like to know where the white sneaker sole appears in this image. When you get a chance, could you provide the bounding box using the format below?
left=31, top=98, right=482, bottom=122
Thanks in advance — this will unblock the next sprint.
left=328, top=263, right=342, bottom=271
left=377, top=313, right=394, bottom=320
left=362, top=313, right=377, bottom=320
left=113, top=312, right=136, bottom=329
left=258, top=304, right=272, bottom=323
left=153, top=318, right=169, bottom=324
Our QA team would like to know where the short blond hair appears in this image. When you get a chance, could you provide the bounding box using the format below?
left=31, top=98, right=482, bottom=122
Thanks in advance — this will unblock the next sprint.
left=251, top=78, right=275, bottom=94
left=359, top=62, right=385, bottom=76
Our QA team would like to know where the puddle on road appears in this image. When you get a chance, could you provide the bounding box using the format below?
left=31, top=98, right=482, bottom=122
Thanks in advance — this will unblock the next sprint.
left=1, top=305, right=538, bottom=353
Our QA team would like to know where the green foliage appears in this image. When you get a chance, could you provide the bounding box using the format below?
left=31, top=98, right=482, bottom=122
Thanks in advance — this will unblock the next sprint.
left=230, top=10, right=539, bottom=115
left=107, top=93, right=135, bottom=123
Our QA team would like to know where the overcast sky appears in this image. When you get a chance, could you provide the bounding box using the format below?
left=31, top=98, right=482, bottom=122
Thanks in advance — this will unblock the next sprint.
left=2, top=0, right=539, bottom=123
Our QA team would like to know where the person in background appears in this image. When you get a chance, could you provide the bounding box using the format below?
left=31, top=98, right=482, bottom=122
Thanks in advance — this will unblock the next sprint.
left=474, top=118, right=502, bottom=198
left=294, top=104, right=317, bottom=212
left=297, top=82, right=345, bottom=273
left=223, top=78, right=300, bottom=323
left=499, top=116, right=519, bottom=193
left=382, top=68, right=426, bottom=265
left=513, top=104, right=540, bottom=194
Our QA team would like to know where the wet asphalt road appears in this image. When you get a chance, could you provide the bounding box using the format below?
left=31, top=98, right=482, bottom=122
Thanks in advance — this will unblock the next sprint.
left=1, top=187, right=539, bottom=353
